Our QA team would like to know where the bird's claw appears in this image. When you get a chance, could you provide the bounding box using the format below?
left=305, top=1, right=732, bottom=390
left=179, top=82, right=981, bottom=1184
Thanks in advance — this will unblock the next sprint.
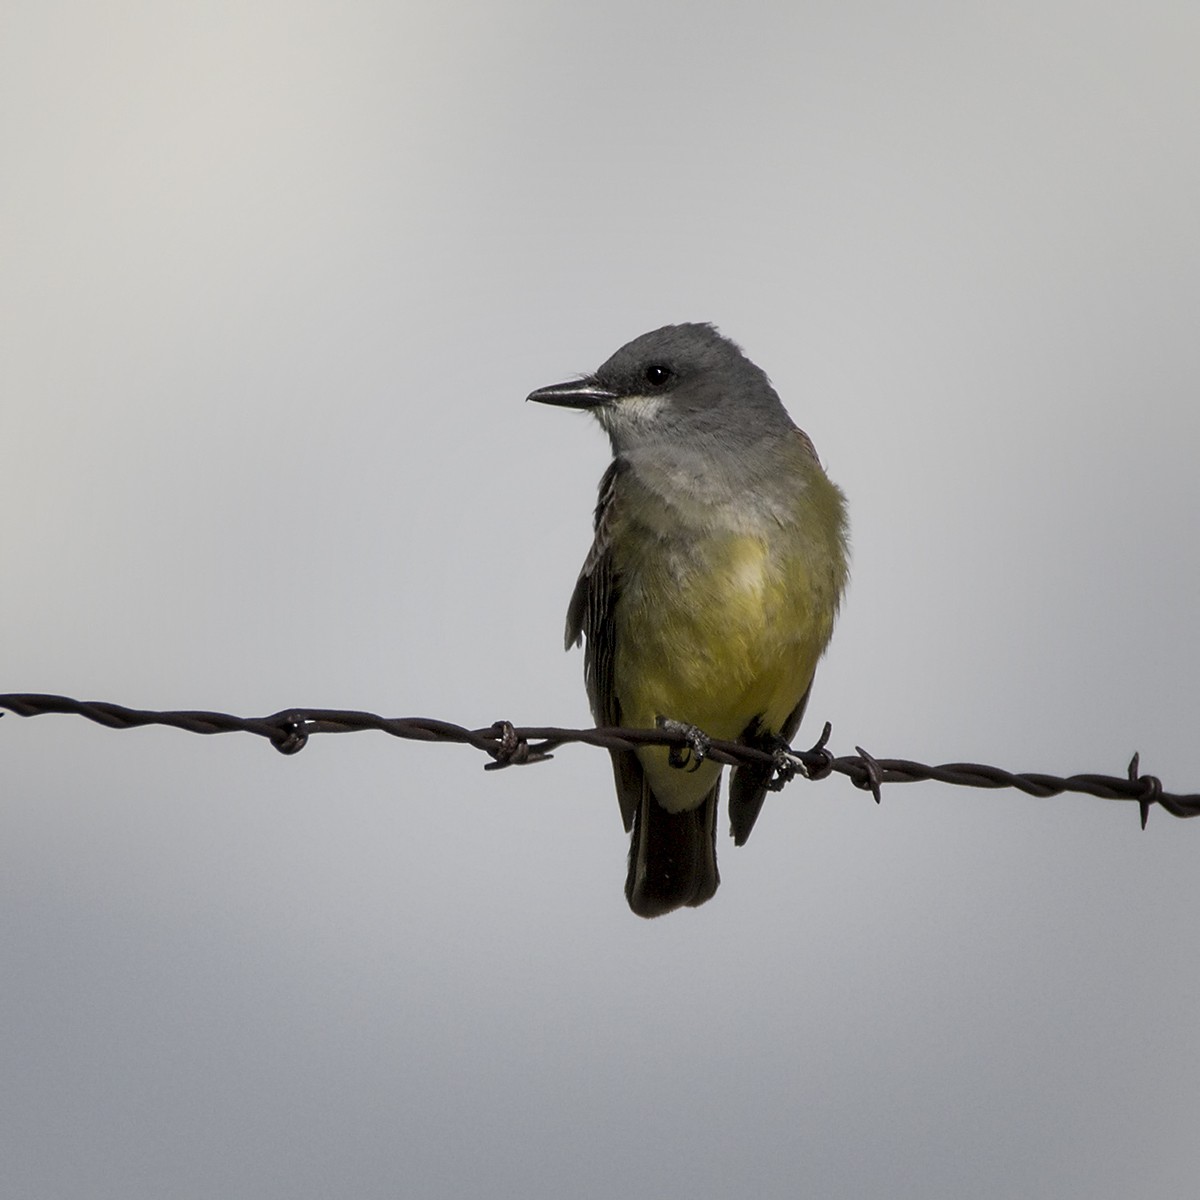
left=764, top=723, right=834, bottom=791
left=657, top=716, right=711, bottom=772
left=767, top=745, right=806, bottom=791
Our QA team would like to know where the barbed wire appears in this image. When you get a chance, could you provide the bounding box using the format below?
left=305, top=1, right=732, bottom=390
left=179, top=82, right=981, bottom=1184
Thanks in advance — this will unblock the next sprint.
left=1, top=692, right=1195, bottom=829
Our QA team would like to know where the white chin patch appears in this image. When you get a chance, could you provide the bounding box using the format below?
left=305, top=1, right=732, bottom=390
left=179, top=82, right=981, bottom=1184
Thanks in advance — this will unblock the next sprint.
left=596, top=393, right=665, bottom=436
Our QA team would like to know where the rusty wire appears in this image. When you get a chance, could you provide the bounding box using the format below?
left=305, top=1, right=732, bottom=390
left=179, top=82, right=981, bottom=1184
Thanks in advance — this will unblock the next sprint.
left=0, top=692, right=1194, bottom=829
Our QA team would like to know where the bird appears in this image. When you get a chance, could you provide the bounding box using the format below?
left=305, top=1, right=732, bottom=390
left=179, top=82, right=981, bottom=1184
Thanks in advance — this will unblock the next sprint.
left=528, top=323, right=848, bottom=917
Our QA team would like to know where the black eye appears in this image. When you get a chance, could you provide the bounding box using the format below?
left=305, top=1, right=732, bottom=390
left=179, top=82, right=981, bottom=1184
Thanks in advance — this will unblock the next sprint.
left=644, top=364, right=672, bottom=387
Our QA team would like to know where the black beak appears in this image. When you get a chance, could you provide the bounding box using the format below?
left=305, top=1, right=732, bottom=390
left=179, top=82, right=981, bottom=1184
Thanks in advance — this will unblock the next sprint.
left=526, top=377, right=616, bottom=410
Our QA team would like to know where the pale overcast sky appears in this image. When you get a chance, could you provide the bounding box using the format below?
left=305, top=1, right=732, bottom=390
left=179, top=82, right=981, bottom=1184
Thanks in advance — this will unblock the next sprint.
left=3, top=3, right=1199, bottom=1197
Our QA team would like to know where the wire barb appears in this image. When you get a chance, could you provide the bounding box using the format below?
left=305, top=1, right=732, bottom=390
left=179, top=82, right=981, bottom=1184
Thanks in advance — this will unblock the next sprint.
left=853, top=746, right=885, bottom=804
left=483, top=720, right=553, bottom=770
left=1, top=693, right=1197, bottom=821
left=1127, top=752, right=1162, bottom=831
left=800, top=721, right=835, bottom=781
left=269, top=712, right=311, bottom=756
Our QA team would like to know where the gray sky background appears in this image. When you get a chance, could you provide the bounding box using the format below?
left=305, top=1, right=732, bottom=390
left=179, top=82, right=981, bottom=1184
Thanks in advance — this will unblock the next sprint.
left=3, top=2, right=1199, bottom=1197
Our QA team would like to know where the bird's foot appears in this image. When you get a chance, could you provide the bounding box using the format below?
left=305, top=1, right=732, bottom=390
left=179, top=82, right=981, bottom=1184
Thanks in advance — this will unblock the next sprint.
left=767, top=744, right=806, bottom=792
left=656, top=716, right=711, bottom=772
left=766, top=722, right=835, bottom=791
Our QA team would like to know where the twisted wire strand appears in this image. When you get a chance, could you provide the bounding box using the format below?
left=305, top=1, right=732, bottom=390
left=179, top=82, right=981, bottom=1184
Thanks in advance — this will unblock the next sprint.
left=1, top=692, right=1194, bottom=827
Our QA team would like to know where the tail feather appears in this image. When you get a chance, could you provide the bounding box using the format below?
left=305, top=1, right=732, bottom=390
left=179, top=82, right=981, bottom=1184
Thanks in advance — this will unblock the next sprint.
left=625, top=776, right=720, bottom=918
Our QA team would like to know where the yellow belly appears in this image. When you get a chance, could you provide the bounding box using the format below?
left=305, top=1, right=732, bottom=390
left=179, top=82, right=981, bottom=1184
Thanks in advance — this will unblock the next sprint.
left=613, top=527, right=837, bottom=813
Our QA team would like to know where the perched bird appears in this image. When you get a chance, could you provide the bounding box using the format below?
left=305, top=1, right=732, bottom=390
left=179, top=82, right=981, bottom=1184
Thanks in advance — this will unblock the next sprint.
left=529, top=324, right=848, bottom=917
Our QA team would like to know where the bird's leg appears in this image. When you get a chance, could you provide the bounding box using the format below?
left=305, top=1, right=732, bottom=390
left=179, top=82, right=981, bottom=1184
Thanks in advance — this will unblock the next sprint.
left=656, top=716, right=711, bottom=772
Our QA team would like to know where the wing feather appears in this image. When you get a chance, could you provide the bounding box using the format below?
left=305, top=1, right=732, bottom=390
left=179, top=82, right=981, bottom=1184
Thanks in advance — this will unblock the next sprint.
left=565, top=460, right=641, bottom=831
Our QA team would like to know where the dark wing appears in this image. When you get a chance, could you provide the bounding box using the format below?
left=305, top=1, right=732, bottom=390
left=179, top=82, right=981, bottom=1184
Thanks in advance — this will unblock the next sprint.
left=565, top=459, right=642, bottom=832
left=727, top=681, right=813, bottom=846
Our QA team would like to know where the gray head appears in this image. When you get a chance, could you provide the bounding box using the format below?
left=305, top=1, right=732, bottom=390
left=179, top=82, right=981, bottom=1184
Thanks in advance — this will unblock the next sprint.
left=527, top=323, right=796, bottom=455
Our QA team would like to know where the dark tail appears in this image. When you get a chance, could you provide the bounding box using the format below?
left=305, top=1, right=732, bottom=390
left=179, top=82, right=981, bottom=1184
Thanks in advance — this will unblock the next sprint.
left=625, top=777, right=720, bottom=919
